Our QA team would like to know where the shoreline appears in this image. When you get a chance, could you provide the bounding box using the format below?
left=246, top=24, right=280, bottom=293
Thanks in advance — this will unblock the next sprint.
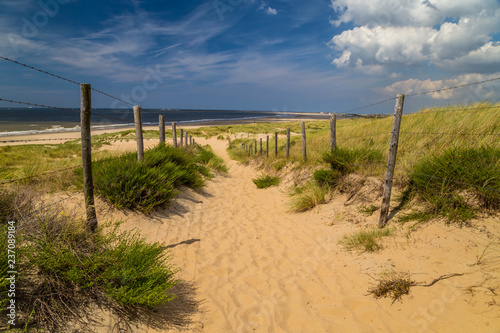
left=0, top=116, right=327, bottom=146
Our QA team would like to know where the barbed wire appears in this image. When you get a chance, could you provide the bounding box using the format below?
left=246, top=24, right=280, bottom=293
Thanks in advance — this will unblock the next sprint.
left=400, top=131, right=500, bottom=137
left=407, top=105, right=500, bottom=115
left=20, top=190, right=84, bottom=220
left=0, top=56, right=80, bottom=85
left=406, top=76, right=500, bottom=97
left=341, top=97, right=397, bottom=114
left=0, top=97, right=79, bottom=113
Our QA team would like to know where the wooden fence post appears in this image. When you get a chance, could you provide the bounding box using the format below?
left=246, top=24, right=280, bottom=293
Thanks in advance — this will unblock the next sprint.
left=379, top=94, right=405, bottom=228
left=330, top=113, right=336, bottom=151
left=80, top=83, right=97, bottom=233
left=180, top=129, right=184, bottom=147
left=260, top=138, right=262, bottom=155
left=274, top=132, right=278, bottom=157
left=286, top=128, right=290, bottom=159
left=266, top=135, right=269, bottom=158
left=250, top=143, right=253, bottom=156
left=254, top=140, right=257, bottom=154
left=301, top=122, right=307, bottom=162
left=133, top=105, right=144, bottom=162
left=189, top=135, right=192, bottom=145
left=185, top=131, right=188, bottom=146
left=172, top=122, right=177, bottom=148
left=159, top=115, right=165, bottom=144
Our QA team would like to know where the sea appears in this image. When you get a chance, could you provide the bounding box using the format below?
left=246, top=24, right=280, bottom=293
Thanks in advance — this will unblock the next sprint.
left=0, top=107, right=320, bottom=137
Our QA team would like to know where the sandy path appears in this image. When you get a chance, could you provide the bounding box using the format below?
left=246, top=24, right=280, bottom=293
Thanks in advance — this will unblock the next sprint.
left=102, top=137, right=499, bottom=333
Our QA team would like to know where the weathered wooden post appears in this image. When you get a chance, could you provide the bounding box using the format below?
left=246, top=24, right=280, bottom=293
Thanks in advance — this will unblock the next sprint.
left=159, top=115, right=165, bottom=144
left=180, top=129, right=184, bottom=146
left=185, top=131, right=188, bottom=146
left=260, top=138, right=263, bottom=155
left=172, top=122, right=177, bottom=147
left=254, top=139, right=257, bottom=154
left=250, top=143, right=253, bottom=156
left=266, top=135, right=269, bottom=158
left=80, top=83, right=97, bottom=233
left=189, top=135, right=192, bottom=145
left=133, top=105, right=144, bottom=162
left=330, top=113, right=336, bottom=151
left=286, top=128, right=290, bottom=159
left=274, top=132, right=278, bottom=157
left=301, top=122, right=307, bottom=162
left=379, top=94, right=405, bottom=228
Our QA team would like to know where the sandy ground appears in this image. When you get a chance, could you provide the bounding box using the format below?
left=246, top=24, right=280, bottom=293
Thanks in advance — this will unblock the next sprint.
left=66, top=136, right=500, bottom=333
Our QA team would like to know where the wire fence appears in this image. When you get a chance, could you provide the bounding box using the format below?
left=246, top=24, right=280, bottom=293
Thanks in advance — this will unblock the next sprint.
left=1, top=56, right=499, bottom=228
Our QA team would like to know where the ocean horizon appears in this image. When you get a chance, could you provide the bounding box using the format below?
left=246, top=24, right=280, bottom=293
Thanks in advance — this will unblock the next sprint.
left=0, top=107, right=318, bottom=137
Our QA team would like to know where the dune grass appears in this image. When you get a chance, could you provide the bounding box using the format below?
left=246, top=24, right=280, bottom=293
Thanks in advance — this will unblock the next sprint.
left=226, top=102, right=500, bottom=222
left=0, top=188, right=179, bottom=332
left=84, top=144, right=226, bottom=213
left=252, top=174, right=280, bottom=189
left=340, top=228, right=393, bottom=252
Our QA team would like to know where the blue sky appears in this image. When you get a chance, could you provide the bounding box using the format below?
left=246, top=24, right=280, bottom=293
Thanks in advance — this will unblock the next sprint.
left=1, top=0, right=499, bottom=113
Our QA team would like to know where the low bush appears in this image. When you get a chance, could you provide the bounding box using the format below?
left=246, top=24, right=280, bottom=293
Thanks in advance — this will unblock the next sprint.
left=289, top=183, right=329, bottom=212
left=253, top=174, right=280, bottom=189
left=402, top=147, right=500, bottom=223
left=84, top=144, right=225, bottom=213
left=313, top=169, right=341, bottom=187
left=340, top=228, right=392, bottom=252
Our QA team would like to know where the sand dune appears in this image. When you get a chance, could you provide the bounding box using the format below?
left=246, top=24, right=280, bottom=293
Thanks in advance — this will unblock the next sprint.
left=85, top=136, right=500, bottom=333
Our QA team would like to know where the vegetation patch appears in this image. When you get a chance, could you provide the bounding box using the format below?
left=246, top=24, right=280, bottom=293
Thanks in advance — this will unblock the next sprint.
left=0, top=189, right=179, bottom=332
left=340, top=227, right=393, bottom=252
left=401, top=147, right=500, bottom=223
left=83, top=144, right=225, bottom=213
left=289, top=182, right=329, bottom=212
left=253, top=174, right=280, bottom=189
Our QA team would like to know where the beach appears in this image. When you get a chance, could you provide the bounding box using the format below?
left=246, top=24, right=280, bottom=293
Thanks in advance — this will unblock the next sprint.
left=2, top=124, right=499, bottom=332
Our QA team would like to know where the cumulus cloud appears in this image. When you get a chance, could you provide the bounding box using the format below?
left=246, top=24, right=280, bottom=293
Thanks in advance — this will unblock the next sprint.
left=258, top=1, right=278, bottom=15
left=329, top=0, right=500, bottom=74
left=266, top=7, right=278, bottom=15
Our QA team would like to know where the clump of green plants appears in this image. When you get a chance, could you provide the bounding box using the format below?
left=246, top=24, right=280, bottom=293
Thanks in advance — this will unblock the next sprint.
left=322, top=147, right=384, bottom=175
left=253, top=174, right=280, bottom=189
left=357, top=204, right=379, bottom=216
left=340, top=227, right=393, bottom=252
left=0, top=188, right=180, bottom=332
left=368, top=271, right=414, bottom=303
left=289, top=182, right=329, bottom=212
left=401, top=147, right=500, bottom=223
left=313, top=169, right=341, bottom=187
left=85, top=144, right=225, bottom=213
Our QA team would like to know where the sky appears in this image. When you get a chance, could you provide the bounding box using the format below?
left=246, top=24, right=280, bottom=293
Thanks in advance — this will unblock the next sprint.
left=0, top=0, right=499, bottom=113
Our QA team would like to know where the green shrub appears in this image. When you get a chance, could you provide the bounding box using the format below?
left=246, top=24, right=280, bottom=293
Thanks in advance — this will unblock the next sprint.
left=340, top=228, right=393, bottom=252
left=289, top=183, right=329, bottom=212
left=403, top=147, right=500, bottom=223
left=313, top=169, right=341, bottom=187
left=322, top=147, right=384, bottom=175
left=86, top=144, right=226, bottom=213
left=253, top=174, right=280, bottom=189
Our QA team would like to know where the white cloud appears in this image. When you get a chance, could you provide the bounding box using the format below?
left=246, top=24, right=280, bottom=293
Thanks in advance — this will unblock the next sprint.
left=329, top=0, right=500, bottom=74
left=382, top=73, right=500, bottom=101
left=266, top=7, right=278, bottom=15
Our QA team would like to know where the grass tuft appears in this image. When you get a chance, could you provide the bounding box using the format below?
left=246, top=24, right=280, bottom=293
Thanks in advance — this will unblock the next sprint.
left=253, top=174, right=280, bottom=189
left=340, top=227, right=392, bottom=252
left=368, top=271, right=414, bottom=302
left=289, top=183, right=329, bottom=212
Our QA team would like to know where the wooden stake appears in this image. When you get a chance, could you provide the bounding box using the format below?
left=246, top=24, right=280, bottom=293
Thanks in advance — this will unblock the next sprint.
left=185, top=131, right=188, bottom=146
left=379, top=94, right=405, bottom=228
left=180, top=129, right=184, bottom=146
left=80, top=83, right=97, bottom=233
left=159, top=115, right=165, bottom=144
left=133, top=105, right=144, bottom=162
left=172, top=122, right=177, bottom=147
left=301, top=122, right=307, bottom=162
left=330, top=113, right=336, bottom=151
left=266, top=135, right=269, bottom=158
left=286, top=128, right=290, bottom=159
left=274, top=132, right=278, bottom=157
left=260, top=138, right=262, bottom=155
